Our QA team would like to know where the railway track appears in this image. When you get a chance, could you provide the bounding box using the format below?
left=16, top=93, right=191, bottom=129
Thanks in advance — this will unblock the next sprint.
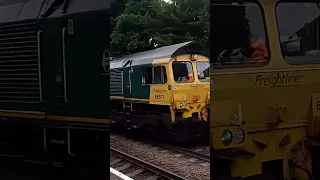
left=152, top=142, right=210, bottom=162
left=110, top=133, right=210, bottom=179
left=110, top=147, right=187, bottom=180
left=110, top=131, right=210, bottom=163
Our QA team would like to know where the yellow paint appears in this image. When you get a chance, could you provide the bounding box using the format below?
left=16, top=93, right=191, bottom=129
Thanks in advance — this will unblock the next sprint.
left=152, top=58, right=171, bottom=65
left=230, top=128, right=308, bottom=177
left=211, top=0, right=320, bottom=178
left=310, top=93, right=320, bottom=136
left=0, top=112, right=45, bottom=119
left=110, top=96, right=149, bottom=102
left=173, top=54, right=208, bottom=62
left=47, top=115, right=110, bottom=124
left=149, top=84, right=172, bottom=105
left=148, top=54, right=210, bottom=123
left=110, top=96, right=125, bottom=100
left=312, top=94, right=320, bottom=117
left=0, top=112, right=110, bottom=124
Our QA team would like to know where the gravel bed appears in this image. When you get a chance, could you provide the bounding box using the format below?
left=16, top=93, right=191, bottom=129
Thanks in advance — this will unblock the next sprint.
left=110, top=134, right=210, bottom=180
left=111, top=151, right=167, bottom=180
left=134, top=171, right=165, bottom=180
left=189, top=146, right=210, bottom=156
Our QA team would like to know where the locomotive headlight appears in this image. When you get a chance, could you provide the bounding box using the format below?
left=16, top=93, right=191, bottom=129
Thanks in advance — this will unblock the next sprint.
left=191, top=54, right=198, bottom=61
left=234, top=128, right=245, bottom=144
left=221, top=130, right=233, bottom=146
left=179, top=101, right=187, bottom=108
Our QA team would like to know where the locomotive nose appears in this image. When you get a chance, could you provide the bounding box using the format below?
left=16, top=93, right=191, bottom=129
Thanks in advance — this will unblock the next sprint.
left=193, top=95, right=200, bottom=102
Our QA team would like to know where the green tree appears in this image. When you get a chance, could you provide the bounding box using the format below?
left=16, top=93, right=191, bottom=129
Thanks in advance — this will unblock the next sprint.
left=110, top=0, right=129, bottom=31
left=111, top=0, right=209, bottom=56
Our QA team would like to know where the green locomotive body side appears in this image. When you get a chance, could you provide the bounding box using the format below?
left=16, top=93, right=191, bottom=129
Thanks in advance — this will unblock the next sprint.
left=0, top=0, right=109, bottom=165
left=129, top=65, right=151, bottom=99
left=41, top=6, right=110, bottom=124
left=111, top=65, right=151, bottom=100
left=0, top=0, right=110, bottom=127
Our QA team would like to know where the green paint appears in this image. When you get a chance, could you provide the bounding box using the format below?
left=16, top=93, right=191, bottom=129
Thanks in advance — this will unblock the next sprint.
left=116, top=65, right=151, bottom=100
left=129, top=66, right=150, bottom=99
left=41, top=10, right=110, bottom=120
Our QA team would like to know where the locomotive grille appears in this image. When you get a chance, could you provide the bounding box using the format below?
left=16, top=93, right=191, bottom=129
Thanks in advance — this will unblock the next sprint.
left=0, top=21, right=40, bottom=104
left=110, top=69, right=123, bottom=96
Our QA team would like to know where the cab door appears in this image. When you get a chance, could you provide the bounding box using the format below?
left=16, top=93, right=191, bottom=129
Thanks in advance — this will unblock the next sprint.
left=149, top=65, right=170, bottom=104
left=129, top=65, right=150, bottom=100
left=123, top=67, right=133, bottom=98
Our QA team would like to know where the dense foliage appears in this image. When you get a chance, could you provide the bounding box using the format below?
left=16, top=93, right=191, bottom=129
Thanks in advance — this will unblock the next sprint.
left=111, top=0, right=209, bottom=56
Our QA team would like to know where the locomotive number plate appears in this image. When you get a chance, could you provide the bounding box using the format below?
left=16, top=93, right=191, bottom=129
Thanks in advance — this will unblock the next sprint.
left=312, top=93, right=320, bottom=116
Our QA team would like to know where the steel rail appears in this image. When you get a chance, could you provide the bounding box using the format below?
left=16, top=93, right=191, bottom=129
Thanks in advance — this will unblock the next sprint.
left=110, top=147, right=187, bottom=180
left=141, top=139, right=210, bottom=162
left=158, top=143, right=210, bottom=162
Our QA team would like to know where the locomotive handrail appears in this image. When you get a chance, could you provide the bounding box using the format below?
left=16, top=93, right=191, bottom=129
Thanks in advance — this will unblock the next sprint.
left=129, top=68, right=132, bottom=94
left=121, top=71, right=124, bottom=94
left=62, top=27, right=68, bottom=103
left=37, top=30, right=43, bottom=103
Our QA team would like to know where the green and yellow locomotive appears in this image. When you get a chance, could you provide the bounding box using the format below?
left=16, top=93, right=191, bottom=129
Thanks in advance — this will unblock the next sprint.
left=0, top=0, right=109, bottom=165
left=110, top=41, right=210, bottom=143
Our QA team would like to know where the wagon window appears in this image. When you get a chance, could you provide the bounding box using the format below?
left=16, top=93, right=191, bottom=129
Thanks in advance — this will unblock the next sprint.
left=276, top=2, right=320, bottom=64
left=211, top=1, right=269, bottom=68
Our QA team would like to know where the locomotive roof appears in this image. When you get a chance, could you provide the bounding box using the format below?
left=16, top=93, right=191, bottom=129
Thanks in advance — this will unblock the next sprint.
left=110, top=41, right=206, bottom=69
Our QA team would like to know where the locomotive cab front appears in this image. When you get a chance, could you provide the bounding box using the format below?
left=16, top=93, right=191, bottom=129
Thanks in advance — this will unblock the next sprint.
left=167, top=54, right=210, bottom=122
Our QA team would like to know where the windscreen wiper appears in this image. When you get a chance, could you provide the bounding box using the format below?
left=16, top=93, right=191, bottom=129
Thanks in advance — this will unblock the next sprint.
left=41, top=0, right=70, bottom=18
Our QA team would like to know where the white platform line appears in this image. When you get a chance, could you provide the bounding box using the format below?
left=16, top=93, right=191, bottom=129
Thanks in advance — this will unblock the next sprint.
left=110, top=167, right=134, bottom=180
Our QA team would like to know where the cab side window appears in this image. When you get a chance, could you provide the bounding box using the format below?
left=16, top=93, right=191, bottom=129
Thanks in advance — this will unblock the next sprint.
left=276, top=2, right=320, bottom=64
left=154, top=66, right=167, bottom=84
left=146, top=66, right=167, bottom=84
left=211, top=1, right=269, bottom=67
